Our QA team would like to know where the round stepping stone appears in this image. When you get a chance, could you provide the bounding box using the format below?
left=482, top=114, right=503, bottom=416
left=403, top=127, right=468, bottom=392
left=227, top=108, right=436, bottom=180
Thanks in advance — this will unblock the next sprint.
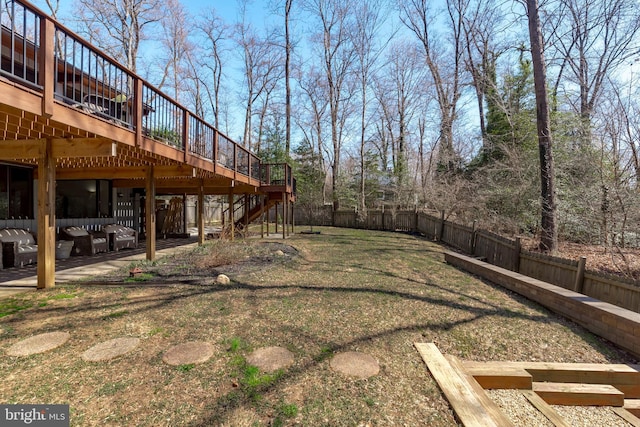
left=162, top=341, right=214, bottom=366
left=330, top=351, right=379, bottom=379
left=7, top=331, right=71, bottom=357
left=246, top=346, right=294, bottom=372
left=82, top=337, right=140, bottom=362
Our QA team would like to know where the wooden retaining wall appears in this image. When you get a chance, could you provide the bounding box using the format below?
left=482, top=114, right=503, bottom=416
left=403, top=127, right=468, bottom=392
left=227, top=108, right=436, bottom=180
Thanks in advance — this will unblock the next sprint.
left=444, top=251, right=640, bottom=359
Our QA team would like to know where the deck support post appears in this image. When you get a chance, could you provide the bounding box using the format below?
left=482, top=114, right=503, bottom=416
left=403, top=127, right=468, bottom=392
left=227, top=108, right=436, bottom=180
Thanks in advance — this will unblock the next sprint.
left=260, top=194, right=265, bottom=238
left=145, top=166, right=156, bottom=261
left=198, top=182, right=205, bottom=245
left=37, top=138, right=56, bottom=289
left=228, top=189, right=235, bottom=241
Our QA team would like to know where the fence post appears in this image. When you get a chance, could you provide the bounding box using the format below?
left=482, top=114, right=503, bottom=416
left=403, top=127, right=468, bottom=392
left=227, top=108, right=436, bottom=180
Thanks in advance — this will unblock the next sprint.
left=574, top=256, right=587, bottom=293
left=514, top=237, right=522, bottom=272
left=471, top=220, right=478, bottom=255
left=437, top=210, right=445, bottom=242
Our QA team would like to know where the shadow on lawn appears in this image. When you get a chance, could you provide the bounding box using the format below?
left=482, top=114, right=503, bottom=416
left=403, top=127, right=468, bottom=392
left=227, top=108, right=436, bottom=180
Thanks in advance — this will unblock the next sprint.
left=0, top=233, right=623, bottom=426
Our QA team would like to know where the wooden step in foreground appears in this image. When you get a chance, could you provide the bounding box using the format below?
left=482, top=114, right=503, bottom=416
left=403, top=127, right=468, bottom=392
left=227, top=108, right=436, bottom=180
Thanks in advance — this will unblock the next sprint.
left=414, top=343, right=514, bottom=427
left=462, top=364, right=532, bottom=389
left=463, top=361, right=640, bottom=398
left=626, top=400, right=640, bottom=417
left=533, top=382, right=624, bottom=406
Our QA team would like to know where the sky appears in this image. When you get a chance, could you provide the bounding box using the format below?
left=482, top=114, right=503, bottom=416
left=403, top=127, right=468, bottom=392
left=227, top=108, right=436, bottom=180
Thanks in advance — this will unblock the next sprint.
left=30, top=0, right=276, bottom=140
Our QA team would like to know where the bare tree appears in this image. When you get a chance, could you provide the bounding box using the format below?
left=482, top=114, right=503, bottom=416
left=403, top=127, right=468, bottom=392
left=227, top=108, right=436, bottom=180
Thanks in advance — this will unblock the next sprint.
left=373, top=41, right=426, bottom=204
left=461, top=0, right=509, bottom=151
left=75, top=0, right=164, bottom=72
left=297, top=65, right=330, bottom=204
left=526, top=0, right=558, bottom=252
left=155, top=0, right=191, bottom=101
left=400, top=0, right=465, bottom=173
left=548, top=0, right=640, bottom=142
left=235, top=6, right=283, bottom=150
left=196, top=8, right=228, bottom=128
left=306, top=0, right=357, bottom=210
left=285, top=0, right=293, bottom=156
left=352, top=0, right=387, bottom=214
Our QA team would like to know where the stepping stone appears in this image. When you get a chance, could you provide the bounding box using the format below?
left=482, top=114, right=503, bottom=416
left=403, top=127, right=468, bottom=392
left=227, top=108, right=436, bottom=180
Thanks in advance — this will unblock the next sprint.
left=82, top=337, right=140, bottom=362
left=162, top=341, right=214, bottom=366
left=246, top=346, right=294, bottom=372
left=7, top=331, right=71, bottom=356
left=330, top=351, right=379, bottom=379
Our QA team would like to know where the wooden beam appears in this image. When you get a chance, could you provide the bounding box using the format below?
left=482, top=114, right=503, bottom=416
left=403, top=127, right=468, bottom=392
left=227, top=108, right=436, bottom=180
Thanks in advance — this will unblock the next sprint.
left=36, top=139, right=56, bottom=289
left=414, top=343, right=513, bottom=427
left=198, top=181, right=205, bottom=245
left=228, top=189, right=234, bottom=241
left=40, top=17, right=55, bottom=118
left=56, top=165, right=195, bottom=180
left=522, top=391, right=571, bottom=427
left=464, top=365, right=532, bottom=390
left=145, top=166, right=156, bottom=261
left=532, top=382, right=624, bottom=406
left=0, top=138, right=116, bottom=159
left=462, top=361, right=640, bottom=398
left=613, top=407, right=640, bottom=427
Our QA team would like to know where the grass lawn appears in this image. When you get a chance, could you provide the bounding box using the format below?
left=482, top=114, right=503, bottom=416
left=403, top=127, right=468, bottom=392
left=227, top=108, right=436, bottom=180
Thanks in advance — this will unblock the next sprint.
left=0, top=227, right=633, bottom=426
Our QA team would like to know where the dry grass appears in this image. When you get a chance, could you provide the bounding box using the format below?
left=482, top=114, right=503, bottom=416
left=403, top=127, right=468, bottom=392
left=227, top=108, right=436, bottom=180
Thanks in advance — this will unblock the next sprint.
left=0, top=227, right=636, bottom=426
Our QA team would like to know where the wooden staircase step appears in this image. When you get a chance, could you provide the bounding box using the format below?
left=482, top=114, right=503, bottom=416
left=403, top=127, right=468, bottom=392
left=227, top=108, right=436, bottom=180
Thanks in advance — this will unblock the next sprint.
left=414, top=343, right=514, bottom=426
left=463, top=365, right=532, bottom=389
left=463, top=361, right=640, bottom=398
left=626, top=400, right=640, bottom=417
left=532, top=382, right=624, bottom=406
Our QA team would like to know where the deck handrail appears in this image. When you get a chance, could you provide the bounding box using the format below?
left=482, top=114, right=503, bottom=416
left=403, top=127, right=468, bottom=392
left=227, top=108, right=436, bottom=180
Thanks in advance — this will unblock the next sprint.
left=1, top=0, right=283, bottom=187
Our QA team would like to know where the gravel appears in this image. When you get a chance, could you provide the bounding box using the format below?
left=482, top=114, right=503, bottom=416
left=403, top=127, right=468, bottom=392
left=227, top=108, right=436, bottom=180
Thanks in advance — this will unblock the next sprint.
left=487, top=389, right=632, bottom=426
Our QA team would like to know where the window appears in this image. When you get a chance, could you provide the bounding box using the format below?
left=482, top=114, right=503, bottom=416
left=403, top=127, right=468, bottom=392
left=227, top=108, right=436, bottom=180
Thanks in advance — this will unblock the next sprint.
left=0, top=164, right=33, bottom=219
left=56, top=180, right=112, bottom=218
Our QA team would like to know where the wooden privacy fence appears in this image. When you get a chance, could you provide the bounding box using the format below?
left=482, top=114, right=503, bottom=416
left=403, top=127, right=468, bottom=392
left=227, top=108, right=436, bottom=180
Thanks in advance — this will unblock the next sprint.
left=294, top=208, right=640, bottom=313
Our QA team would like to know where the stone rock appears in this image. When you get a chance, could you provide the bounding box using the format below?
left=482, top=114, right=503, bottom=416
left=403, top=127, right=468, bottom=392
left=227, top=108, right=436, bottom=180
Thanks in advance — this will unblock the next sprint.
left=330, top=351, right=380, bottom=379
left=216, top=274, right=231, bottom=284
left=82, top=337, right=140, bottom=362
left=274, top=250, right=285, bottom=256
left=7, top=331, right=71, bottom=356
left=163, top=341, right=214, bottom=365
left=246, top=346, right=295, bottom=372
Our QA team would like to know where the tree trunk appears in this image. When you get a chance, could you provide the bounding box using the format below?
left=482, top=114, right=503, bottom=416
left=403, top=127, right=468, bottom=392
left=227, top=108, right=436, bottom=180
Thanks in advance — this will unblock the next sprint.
left=526, top=0, right=558, bottom=253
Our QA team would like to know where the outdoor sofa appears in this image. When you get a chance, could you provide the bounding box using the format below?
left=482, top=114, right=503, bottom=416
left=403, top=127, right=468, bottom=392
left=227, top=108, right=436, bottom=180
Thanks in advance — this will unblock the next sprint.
left=0, top=228, right=37, bottom=268
left=60, top=226, right=109, bottom=256
left=102, top=224, right=138, bottom=251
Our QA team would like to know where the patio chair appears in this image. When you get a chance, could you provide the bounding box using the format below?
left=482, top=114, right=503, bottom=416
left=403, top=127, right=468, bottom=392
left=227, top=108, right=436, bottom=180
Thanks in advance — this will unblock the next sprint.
left=0, top=228, right=37, bottom=268
left=60, top=226, right=109, bottom=256
left=102, top=224, right=138, bottom=251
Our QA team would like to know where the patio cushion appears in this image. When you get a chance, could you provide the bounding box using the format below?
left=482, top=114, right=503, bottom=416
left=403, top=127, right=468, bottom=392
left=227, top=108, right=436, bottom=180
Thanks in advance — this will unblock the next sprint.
left=103, top=224, right=135, bottom=236
left=0, top=228, right=36, bottom=246
left=16, top=244, right=38, bottom=254
left=63, top=226, right=89, bottom=237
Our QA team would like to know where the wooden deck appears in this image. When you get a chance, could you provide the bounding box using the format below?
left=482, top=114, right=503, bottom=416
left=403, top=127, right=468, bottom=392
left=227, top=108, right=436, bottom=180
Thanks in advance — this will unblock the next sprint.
left=0, top=0, right=294, bottom=288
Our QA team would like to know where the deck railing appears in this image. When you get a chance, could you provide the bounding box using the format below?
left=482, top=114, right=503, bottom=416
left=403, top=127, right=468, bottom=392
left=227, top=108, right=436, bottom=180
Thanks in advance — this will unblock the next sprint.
left=1, top=0, right=290, bottom=189
left=0, top=1, right=41, bottom=88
